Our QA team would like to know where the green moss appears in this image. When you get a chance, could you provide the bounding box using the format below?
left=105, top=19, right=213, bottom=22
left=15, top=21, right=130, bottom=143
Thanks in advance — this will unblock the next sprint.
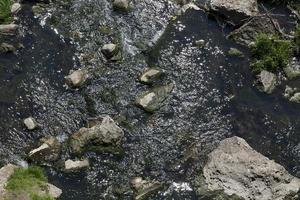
left=0, top=0, right=12, bottom=24
left=6, top=166, right=53, bottom=200
left=250, top=34, right=292, bottom=73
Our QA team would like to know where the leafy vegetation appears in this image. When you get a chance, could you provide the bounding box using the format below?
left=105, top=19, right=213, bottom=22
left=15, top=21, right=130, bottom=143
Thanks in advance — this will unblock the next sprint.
left=6, top=166, right=54, bottom=200
left=0, top=0, right=12, bottom=24
left=250, top=34, right=292, bottom=73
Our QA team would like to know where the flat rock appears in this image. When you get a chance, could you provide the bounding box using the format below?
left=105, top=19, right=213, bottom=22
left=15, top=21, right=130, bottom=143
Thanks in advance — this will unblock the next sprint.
left=209, top=0, right=258, bottom=25
left=23, top=117, right=38, bottom=130
left=65, top=69, right=88, bottom=88
left=65, top=159, right=90, bottom=172
left=203, top=136, right=300, bottom=200
left=70, top=116, right=124, bottom=154
left=0, top=24, right=18, bottom=35
left=258, top=70, right=276, bottom=94
left=28, top=136, right=61, bottom=163
left=136, top=83, right=174, bottom=113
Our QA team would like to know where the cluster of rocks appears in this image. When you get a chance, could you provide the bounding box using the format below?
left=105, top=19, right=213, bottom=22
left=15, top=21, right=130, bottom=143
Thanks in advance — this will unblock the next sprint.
left=284, top=86, right=300, bottom=103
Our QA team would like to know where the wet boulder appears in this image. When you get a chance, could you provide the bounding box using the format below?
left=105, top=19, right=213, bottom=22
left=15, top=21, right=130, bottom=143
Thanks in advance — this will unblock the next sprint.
left=228, top=16, right=277, bottom=46
left=113, top=0, right=129, bottom=11
left=139, top=68, right=163, bottom=84
left=0, top=43, right=15, bottom=53
left=136, top=83, right=174, bottom=113
left=258, top=70, right=276, bottom=94
left=11, top=3, right=21, bottom=14
left=69, top=116, right=124, bottom=154
left=101, top=43, right=119, bottom=59
left=131, top=177, right=164, bottom=200
left=64, top=159, right=90, bottom=172
left=65, top=69, right=88, bottom=88
left=28, top=136, right=61, bottom=163
left=228, top=48, right=243, bottom=57
left=201, top=136, right=300, bottom=200
left=209, top=0, right=258, bottom=25
left=0, top=24, right=18, bottom=35
left=195, top=39, right=205, bottom=48
left=23, top=117, right=38, bottom=130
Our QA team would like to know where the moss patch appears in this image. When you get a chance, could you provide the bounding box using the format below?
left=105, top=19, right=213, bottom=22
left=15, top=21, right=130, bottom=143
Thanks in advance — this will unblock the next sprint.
left=250, top=34, right=292, bottom=73
left=5, top=166, right=54, bottom=200
left=0, top=0, right=12, bottom=24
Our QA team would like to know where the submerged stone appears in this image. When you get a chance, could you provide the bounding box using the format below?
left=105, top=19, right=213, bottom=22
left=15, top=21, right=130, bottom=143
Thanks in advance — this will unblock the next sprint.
left=209, top=0, right=258, bottom=25
left=136, top=83, right=174, bottom=113
left=69, top=116, right=124, bottom=154
left=139, top=68, right=163, bottom=84
left=0, top=43, right=15, bottom=53
left=0, top=24, right=18, bottom=35
left=195, top=39, right=205, bottom=48
left=202, top=136, right=300, bottom=200
left=23, top=117, right=38, bottom=130
left=258, top=70, right=276, bottom=94
left=65, top=159, right=90, bottom=172
left=228, top=48, right=244, bottom=57
left=65, top=69, right=88, bottom=88
left=113, top=0, right=129, bottom=11
left=28, top=136, right=61, bottom=163
left=131, top=177, right=164, bottom=200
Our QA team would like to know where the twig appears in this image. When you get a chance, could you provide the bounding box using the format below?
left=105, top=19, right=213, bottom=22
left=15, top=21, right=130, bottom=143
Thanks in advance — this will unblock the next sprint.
left=287, top=4, right=300, bottom=21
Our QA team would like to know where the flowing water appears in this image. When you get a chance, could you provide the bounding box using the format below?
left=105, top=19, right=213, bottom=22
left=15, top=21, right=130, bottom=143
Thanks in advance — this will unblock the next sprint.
left=0, top=1, right=300, bottom=199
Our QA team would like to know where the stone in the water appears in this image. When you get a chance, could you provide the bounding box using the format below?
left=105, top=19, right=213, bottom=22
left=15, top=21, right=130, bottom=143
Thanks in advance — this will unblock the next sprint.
left=65, top=69, right=88, bottom=88
left=28, top=136, right=61, bottom=163
left=139, top=68, right=163, bottom=84
left=209, top=0, right=258, bottom=25
left=23, top=117, right=38, bottom=130
left=195, top=39, right=205, bottom=48
left=228, top=48, right=243, bottom=57
left=69, top=116, right=124, bottom=154
left=290, top=93, right=300, bottom=103
left=11, top=3, right=21, bottom=14
left=101, top=43, right=118, bottom=59
left=0, top=43, right=15, bottom=53
left=113, top=0, right=129, bottom=11
left=202, top=136, right=300, bottom=200
left=0, top=24, right=18, bottom=35
left=258, top=70, right=276, bottom=94
left=65, top=159, right=90, bottom=172
left=131, top=177, right=163, bottom=200
left=284, top=61, right=300, bottom=79
left=136, top=83, right=174, bottom=113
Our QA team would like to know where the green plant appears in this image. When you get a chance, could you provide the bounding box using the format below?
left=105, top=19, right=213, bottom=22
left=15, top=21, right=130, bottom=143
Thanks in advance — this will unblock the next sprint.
left=0, top=0, right=12, bottom=24
left=250, top=34, right=292, bottom=73
left=5, top=166, right=53, bottom=200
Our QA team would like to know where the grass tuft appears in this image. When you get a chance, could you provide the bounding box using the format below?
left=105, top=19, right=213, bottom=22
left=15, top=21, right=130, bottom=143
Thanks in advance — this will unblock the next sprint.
left=250, top=34, right=292, bottom=73
left=0, top=0, right=12, bottom=24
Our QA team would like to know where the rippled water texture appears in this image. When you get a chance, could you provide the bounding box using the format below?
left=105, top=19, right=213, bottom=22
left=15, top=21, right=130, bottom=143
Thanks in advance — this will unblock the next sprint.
left=0, top=1, right=300, bottom=200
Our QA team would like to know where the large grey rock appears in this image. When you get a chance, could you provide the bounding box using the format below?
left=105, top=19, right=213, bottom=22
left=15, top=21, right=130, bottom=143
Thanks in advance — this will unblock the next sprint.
left=136, top=83, right=174, bottom=113
left=46, top=183, right=62, bottom=198
left=69, top=116, right=124, bottom=154
left=64, top=159, right=90, bottom=172
left=28, top=136, right=61, bottom=163
left=65, top=69, right=88, bottom=88
left=202, top=136, right=300, bottom=200
left=209, top=0, right=258, bottom=25
left=23, top=117, right=38, bottom=130
left=228, top=17, right=277, bottom=46
left=258, top=70, right=277, bottom=94
left=0, top=24, right=18, bottom=35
